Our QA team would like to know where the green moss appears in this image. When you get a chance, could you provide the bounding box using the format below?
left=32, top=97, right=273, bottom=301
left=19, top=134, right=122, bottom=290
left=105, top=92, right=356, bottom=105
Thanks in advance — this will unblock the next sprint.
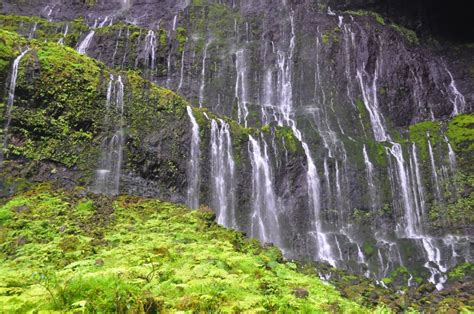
left=159, top=29, right=167, bottom=46
left=1, top=34, right=104, bottom=169
left=0, top=15, right=89, bottom=48
left=448, top=262, right=473, bottom=281
left=429, top=191, right=474, bottom=229
left=0, top=206, right=13, bottom=225
left=0, top=27, right=197, bottom=192
left=0, top=29, right=25, bottom=73
left=365, top=140, right=388, bottom=167
left=322, top=33, right=330, bottom=45
left=321, top=26, right=340, bottom=45
left=261, top=124, right=270, bottom=133
left=345, top=10, right=385, bottom=25
left=362, top=242, right=375, bottom=257
left=390, top=24, right=419, bottom=45
left=408, top=120, right=441, bottom=161
left=447, top=114, right=474, bottom=155
left=176, top=26, right=187, bottom=53
left=354, top=98, right=371, bottom=130
left=0, top=184, right=369, bottom=312
left=275, top=126, right=299, bottom=154
left=75, top=200, right=95, bottom=219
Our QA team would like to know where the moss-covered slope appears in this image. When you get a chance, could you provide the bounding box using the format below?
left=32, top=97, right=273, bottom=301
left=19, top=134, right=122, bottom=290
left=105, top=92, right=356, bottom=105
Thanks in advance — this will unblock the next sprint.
left=0, top=184, right=371, bottom=312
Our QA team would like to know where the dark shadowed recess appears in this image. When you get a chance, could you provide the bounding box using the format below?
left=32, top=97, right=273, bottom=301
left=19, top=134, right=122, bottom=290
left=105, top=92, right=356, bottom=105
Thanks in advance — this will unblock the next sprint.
left=330, top=0, right=474, bottom=43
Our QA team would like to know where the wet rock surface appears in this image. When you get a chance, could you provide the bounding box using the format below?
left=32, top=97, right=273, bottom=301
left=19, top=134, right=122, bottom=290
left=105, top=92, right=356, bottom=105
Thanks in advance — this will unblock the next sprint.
left=0, top=0, right=473, bottom=290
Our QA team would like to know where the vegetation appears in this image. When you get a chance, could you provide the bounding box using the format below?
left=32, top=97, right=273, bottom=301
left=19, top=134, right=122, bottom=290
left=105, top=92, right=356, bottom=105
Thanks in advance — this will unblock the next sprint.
left=0, top=8, right=472, bottom=314
left=390, top=24, right=419, bottom=45
left=344, top=10, right=385, bottom=25
left=0, top=184, right=371, bottom=312
left=408, top=120, right=441, bottom=161
left=447, top=114, right=474, bottom=170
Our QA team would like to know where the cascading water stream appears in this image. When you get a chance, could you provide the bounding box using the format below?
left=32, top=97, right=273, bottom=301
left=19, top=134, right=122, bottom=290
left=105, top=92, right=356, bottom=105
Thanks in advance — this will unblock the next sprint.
left=77, top=17, right=113, bottom=55
left=356, top=62, right=389, bottom=142
left=198, top=41, right=210, bottom=107
left=387, top=143, right=418, bottom=237
left=261, top=12, right=337, bottom=264
left=210, top=119, right=236, bottom=227
left=178, top=48, right=185, bottom=92
left=28, top=22, right=38, bottom=39
left=409, top=143, right=427, bottom=226
left=340, top=17, right=461, bottom=287
left=427, top=135, right=443, bottom=202
left=1, top=49, right=30, bottom=161
left=77, top=19, right=98, bottom=54
left=445, top=136, right=457, bottom=172
left=144, top=30, right=157, bottom=70
left=57, top=23, right=69, bottom=45
left=93, top=75, right=125, bottom=195
left=444, top=66, right=466, bottom=116
left=172, top=15, right=178, bottom=31
left=111, top=27, right=123, bottom=66
left=186, top=106, right=201, bottom=209
left=235, top=49, right=249, bottom=127
left=363, top=145, right=377, bottom=208
left=248, top=135, right=281, bottom=245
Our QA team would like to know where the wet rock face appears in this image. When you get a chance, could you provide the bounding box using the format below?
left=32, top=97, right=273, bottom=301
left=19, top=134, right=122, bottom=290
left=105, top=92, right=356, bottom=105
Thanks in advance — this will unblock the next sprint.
left=1, top=0, right=473, bottom=288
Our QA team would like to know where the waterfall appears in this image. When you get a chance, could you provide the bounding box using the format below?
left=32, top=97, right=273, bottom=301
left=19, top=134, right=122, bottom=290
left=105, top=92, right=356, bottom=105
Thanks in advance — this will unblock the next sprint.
left=248, top=135, right=281, bottom=245
left=445, top=136, right=457, bottom=172
left=77, top=20, right=98, bottom=54
left=43, top=5, right=53, bottom=21
left=121, top=28, right=130, bottom=70
left=77, top=31, right=95, bottom=54
left=210, top=119, right=236, bottom=227
left=387, top=143, right=418, bottom=236
left=2, top=49, right=29, bottom=160
left=235, top=49, right=249, bottom=127
left=323, top=158, right=332, bottom=208
left=427, top=136, right=443, bottom=202
left=28, top=22, right=37, bottom=39
left=261, top=66, right=274, bottom=125
left=276, top=51, right=293, bottom=125
left=93, top=75, right=125, bottom=195
left=77, top=17, right=113, bottom=55
left=409, top=143, right=427, bottom=226
left=421, top=238, right=447, bottom=290
left=363, top=145, right=377, bottom=208
left=259, top=11, right=337, bottom=264
left=386, top=142, right=451, bottom=289
left=166, top=52, right=172, bottom=88
left=186, top=106, right=201, bottom=209
left=177, top=49, right=185, bottom=91
left=445, top=67, right=466, bottom=116
left=144, top=30, right=156, bottom=70
left=57, top=23, right=69, bottom=45
left=172, top=15, right=178, bottom=31
left=198, top=41, right=210, bottom=107
left=111, top=27, right=122, bottom=67
left=356, top=61, right=389, bottom=142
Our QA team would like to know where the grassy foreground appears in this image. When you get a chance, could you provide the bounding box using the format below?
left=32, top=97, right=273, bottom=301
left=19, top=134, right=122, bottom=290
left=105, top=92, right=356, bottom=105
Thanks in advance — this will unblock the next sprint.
left=0, top=183, right=381, bottom=313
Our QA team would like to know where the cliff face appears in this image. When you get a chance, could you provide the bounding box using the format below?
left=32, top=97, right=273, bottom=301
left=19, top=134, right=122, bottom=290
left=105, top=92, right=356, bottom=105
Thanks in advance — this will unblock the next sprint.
left=0, top=0, right=473, bottom=289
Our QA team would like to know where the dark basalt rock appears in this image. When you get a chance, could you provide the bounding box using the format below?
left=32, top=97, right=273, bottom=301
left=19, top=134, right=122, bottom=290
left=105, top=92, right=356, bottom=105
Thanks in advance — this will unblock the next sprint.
left=0, top=0, right=472, bottom=290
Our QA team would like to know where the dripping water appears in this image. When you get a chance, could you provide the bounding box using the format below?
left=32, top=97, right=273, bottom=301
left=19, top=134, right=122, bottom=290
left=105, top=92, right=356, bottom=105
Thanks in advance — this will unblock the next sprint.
left=186, top=106, right=201, bottom=209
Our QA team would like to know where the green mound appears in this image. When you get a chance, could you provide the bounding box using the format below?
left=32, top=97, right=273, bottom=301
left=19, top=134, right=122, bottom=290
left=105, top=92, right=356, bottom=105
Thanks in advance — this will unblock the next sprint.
left=0, top=184, right=375, bottom=313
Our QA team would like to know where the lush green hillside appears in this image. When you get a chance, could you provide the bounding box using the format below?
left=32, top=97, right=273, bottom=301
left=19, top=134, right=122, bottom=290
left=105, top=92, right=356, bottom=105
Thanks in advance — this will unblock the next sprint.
left=0, top=183, right=375, bottom=313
